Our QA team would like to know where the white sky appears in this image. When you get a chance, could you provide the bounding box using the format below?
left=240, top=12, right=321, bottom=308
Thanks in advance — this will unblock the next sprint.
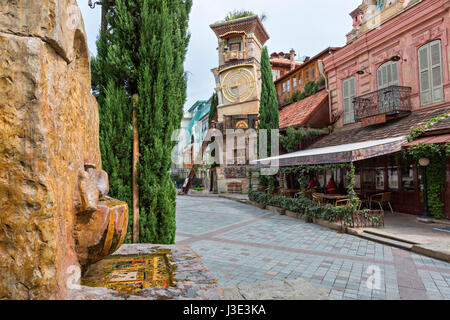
left=77, top=0, right=361, bottom=110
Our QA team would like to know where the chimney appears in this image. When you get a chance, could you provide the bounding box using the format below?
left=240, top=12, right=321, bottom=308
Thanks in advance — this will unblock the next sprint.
left=290, top=49, right=296, bottom=70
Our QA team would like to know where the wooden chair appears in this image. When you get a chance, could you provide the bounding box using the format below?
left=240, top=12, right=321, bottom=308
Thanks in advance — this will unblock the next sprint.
left=335, top=199, right=351, bottom=207
left=312, top=193, right=325, bottom=205
left=370, top=192, right=393, bottom=213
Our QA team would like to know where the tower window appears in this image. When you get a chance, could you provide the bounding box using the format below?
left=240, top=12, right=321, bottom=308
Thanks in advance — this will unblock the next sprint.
left=227, top=37, right=242, bottom=51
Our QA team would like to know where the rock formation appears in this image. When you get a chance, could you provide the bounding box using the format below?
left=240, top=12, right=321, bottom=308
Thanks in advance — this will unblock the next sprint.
left=0, top=0, right=128, bottom=299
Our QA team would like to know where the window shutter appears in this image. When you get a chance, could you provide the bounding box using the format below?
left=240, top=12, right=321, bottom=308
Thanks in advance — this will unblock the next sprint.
left=418, top=44, right=432, bottom=106
left=343, top=77, right=356, bottom=124
left=391, top=62, right=399, bottom=85
left=430, top=40, right=443, bottom=103
left=377, top=61, right=399, bottom=90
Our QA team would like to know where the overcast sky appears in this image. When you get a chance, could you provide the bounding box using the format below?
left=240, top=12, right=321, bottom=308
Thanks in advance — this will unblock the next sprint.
left=77, top=0, right=361, bottom=110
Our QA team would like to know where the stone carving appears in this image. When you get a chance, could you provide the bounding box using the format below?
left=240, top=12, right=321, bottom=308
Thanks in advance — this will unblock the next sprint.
left=73, top=164, right=128, bottom=270
left=0, top=1, right=128, bottom=299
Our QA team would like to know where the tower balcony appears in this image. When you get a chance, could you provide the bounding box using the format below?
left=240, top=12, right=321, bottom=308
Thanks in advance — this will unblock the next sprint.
left=223, top=50, right=247, bottom=63
left=354, top=86, right=412, bottom=125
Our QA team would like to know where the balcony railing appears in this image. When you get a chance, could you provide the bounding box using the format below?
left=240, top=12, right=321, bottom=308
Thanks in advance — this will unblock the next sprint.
left=353, top=86, right=412, bottom=121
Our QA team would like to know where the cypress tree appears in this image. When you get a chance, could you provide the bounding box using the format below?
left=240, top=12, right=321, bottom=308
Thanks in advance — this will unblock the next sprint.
left=258, top=47, right=279, bottom=186
left=209, top=92, right=218, bottom=126
left=93, top=0, right=192, bottom=244
left=137, top=0, right=192, bottom=244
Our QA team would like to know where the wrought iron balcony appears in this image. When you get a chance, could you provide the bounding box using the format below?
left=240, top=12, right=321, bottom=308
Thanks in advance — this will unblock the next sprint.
left=353, top=86, right=412, bottom=122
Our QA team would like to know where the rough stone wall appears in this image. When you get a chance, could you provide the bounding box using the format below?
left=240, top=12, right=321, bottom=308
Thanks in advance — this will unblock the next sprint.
left=0, top=0, right=101, bottom=299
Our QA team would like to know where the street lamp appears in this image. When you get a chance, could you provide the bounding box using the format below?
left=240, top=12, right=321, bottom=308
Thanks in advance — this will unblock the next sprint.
left=88, top=0, right=101, bottom=9
left=418, top=157, right=430, bottom=220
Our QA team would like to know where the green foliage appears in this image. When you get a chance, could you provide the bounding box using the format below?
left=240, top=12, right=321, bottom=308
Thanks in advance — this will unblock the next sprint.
left=284, top=78, right=324, bottom=104
left=137, top=0, right=192, bottom=244
left=403, top=143, right=450, bottom=219
left=249, top=163, right=358, bottom=224
left=404, top=112, right=450, bottom=219
left=95, top=0, right=192, bottom=244
left=280, top=126, right=330, bottom=153
left=407, top=112, right=449, bottom=142
left=258, top=47, right=279, bottom=186
left=224, top=10, right=256, bottom=21
left=258, top=47, right=279, bottom=158
left=209, top=92, right=218, bottom=127
left=99, top=81, right=134, bottom=241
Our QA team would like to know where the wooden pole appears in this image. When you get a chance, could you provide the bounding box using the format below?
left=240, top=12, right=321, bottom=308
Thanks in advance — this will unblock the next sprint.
left=132, top=94, right=140, bottom=243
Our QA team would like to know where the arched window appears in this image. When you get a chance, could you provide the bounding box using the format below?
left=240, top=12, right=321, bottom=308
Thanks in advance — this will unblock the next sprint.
left=418, top=40, right=444, bottom=106
left=377, top=60, right=399, bottom=90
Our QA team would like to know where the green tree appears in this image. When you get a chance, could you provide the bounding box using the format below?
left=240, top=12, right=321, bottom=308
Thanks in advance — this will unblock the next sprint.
left=258, top=47, right=279, bottom=187
left=258, top=47, right=279, bottom=158
left=209, top=92, right=218, bottom=126
left=136, top=0, right=192, bottom=243
left=93, top=0, right=192, bottom=244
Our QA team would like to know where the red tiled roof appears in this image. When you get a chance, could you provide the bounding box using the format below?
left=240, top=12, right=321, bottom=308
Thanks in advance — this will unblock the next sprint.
left=279, top=90, right=328, bottom=129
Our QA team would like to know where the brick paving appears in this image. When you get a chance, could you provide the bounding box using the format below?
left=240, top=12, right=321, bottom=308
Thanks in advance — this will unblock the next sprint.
left=176, top=196, right=450, bottom=300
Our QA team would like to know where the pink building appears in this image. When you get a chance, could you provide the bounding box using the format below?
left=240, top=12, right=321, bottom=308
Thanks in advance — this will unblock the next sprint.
left=320, top=0, right=450, bottom=218
left=260, top=0, right=450, bottom=218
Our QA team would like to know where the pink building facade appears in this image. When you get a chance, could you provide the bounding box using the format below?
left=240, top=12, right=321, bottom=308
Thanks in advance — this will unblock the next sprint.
left=318, top=0, right=450, bottom=218
left=325, top=0, right=449, bottom=128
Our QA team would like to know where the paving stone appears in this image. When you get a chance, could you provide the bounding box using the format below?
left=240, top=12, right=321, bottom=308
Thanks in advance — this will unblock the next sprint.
left=176, top=196, right=450, bottom=300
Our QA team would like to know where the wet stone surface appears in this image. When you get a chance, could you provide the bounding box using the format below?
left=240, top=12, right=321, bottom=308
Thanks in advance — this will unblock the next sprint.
left=67, top=244, right=224, bottom=300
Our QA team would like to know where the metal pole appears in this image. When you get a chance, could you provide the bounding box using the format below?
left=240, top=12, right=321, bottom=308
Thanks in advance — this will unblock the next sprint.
left=421, top=166, right=430, bottom=219
left=132, top=94, right=140, bottom=243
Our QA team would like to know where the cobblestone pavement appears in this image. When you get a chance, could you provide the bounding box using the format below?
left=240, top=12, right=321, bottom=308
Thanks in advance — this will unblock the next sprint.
left=175, top=196, right=450, bottom=300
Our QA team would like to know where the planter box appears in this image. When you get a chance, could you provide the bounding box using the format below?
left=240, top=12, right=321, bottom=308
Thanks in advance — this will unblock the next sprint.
left=350, top=210, right=384, bottom=228
left=250, top=201, right=266, bottom=210
left=267, top=205, right=285, bottom=215
left=285, top=210, right=304, bottom=220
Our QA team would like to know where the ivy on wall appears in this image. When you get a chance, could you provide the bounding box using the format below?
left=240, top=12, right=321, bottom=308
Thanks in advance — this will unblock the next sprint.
left=404, top=112, right=450, bottom=219
left=280, top=126, right=331, bottom=153
left=283, top=77, right=326, bottom=104
left=403, top=143, right=450, bottom=219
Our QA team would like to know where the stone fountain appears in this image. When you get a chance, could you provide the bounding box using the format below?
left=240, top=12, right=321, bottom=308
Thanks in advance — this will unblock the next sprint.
left=0, top=0, right=128, bottom=299
left=0, top=0, right=223, bottom=300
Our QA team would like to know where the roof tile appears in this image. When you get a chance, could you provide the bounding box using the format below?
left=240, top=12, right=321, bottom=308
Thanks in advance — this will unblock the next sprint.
left=279, top=90, right=328, bottom=129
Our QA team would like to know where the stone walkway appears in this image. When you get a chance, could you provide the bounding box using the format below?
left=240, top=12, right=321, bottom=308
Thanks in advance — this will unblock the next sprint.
left=176, top=196, right=450, bottom=300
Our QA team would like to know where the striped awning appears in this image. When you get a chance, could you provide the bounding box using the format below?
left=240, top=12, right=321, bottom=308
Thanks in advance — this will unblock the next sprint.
left=403, top=134, right=450, bottom=147
left=251, top=136, right=407, bottom=167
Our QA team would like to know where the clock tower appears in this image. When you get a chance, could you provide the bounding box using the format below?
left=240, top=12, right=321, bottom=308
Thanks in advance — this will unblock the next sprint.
left=210, top=15, right=269, bottom=194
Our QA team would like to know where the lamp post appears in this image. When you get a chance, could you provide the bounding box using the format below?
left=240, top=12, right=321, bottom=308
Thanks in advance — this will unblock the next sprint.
left=88, top=1, right=107, bottom=33
left=418, top=157, right=431, bottom=221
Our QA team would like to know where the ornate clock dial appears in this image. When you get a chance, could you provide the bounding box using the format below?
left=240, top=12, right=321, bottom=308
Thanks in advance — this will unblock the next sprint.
left=222, top=67, right=256, bottom=103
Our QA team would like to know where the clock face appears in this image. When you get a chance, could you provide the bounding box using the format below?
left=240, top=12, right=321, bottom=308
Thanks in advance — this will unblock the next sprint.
left=222, top=68, right=256, bottom=104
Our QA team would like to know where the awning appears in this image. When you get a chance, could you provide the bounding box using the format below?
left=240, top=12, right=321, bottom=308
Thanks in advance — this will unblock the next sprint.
left=403, top=133, right=450, bottom=147
left=252, top=136, right=407, bottom=167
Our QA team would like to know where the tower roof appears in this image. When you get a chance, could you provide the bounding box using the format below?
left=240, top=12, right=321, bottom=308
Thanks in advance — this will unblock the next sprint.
left=210, top=15, right=269, bottom=46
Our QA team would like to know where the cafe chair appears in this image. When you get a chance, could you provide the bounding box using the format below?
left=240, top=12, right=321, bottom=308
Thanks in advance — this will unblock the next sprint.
left=370, top=192, right=393, bottom=214
left=335, top=199, right=351, bottom=207
left=312, top=193, right=325, bottom=205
